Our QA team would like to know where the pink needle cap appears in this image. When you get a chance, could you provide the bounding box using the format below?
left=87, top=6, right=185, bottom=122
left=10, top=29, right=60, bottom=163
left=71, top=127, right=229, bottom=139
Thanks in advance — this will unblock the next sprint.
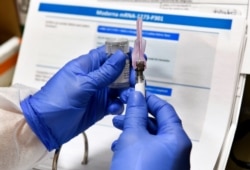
left=132, top=17, right=146, bottom=69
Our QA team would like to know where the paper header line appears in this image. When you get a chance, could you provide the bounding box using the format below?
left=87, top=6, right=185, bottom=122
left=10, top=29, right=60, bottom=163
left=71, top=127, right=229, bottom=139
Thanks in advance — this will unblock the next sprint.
left=97, top=26, right=180, bottom=40
left=39, top=3, right=232, bottom=30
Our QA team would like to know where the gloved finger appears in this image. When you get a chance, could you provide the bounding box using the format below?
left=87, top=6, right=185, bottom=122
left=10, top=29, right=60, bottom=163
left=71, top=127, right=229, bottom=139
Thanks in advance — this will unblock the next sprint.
left=108, top=88, right=133, bottom=104
left=147, top=117, right=158, bottom=135
left=111, top=139, right=119, bottom=152
left=113, top=114, right=157, bottom=134
left=118, top=88, right=134, bottom=103
left=147, top=93, right=192, bottom=156
left=74, top=46, right=107, bottom=73
left=86, top=49, right=127, bottom=88
left=129, top=68, right=136, bottom=86
left=108, top=98, right=124, bottom=115
left=146, top=93, right=182, bottom=134
left=128, top=46, right=133, bottom=60
left=123, top=91, right=148, bottom=130
left=112, top=115, right=125, bottom=130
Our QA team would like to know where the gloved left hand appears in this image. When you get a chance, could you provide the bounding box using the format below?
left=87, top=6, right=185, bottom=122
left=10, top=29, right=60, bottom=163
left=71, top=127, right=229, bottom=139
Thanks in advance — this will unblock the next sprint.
left=21, top=46, right=129, bottom=151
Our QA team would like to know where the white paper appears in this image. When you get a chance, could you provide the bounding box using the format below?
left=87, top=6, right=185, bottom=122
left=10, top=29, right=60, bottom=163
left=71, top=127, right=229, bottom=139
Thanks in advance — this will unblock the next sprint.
left=99, top=0, right=250, bottom=74
left=13, top=1, right=247, bottom=169
left=98, top=0, right=249, bottom=16
left=241, top=8, right=250, bottom=74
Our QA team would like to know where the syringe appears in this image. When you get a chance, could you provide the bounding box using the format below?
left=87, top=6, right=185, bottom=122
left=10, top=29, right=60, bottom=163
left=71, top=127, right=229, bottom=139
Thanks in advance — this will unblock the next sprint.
left=132, top=17, right=146, bottom=96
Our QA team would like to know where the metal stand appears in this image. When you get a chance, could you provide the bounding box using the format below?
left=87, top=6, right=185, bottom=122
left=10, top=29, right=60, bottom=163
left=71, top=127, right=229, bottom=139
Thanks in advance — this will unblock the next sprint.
left=52, top=132, right=89, bottom=170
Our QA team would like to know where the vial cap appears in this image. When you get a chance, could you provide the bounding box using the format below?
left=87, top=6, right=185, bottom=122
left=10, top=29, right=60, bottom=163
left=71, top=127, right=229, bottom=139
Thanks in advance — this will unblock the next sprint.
left=105, top=38, right=129, bottom=54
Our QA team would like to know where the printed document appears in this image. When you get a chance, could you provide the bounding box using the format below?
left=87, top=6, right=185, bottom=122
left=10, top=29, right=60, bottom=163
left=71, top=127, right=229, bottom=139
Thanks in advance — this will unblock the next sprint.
left=14, top=0, right=247, bottom=169
left=99, top=0, right=250, bottom=74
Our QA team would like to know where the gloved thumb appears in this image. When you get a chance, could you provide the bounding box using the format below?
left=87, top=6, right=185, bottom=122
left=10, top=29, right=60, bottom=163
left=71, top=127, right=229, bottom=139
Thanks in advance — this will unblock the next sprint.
left=87, top=50, right=127, bottom=88
left=123, top=91, right=148, bottom=130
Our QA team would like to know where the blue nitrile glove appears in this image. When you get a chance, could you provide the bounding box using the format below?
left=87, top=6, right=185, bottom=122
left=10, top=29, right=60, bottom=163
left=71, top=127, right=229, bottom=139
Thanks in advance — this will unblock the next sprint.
left=20, top=46, right=131, bottom=151
left=111, top=91, right=192, bottom=170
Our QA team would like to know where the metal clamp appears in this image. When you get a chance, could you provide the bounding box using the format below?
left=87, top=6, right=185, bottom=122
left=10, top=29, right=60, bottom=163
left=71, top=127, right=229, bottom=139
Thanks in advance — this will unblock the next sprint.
left=52, top=132, right=89, bottom=170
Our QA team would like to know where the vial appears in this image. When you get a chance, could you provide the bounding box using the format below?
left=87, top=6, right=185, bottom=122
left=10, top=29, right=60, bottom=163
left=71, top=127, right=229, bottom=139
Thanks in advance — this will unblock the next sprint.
left=105, top=38, right=130, bottom=88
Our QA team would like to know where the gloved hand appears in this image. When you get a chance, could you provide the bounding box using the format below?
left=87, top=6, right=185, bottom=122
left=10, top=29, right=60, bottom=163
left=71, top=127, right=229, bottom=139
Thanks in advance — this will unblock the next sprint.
left=111, top=91, right=192, bottom=170
left=21, top=46, right=131, bottom=151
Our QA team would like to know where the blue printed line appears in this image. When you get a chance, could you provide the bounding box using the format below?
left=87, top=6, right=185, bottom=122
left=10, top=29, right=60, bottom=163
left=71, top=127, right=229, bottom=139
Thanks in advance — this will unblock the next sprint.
left=39, top=3, right=232, bottom=29
left=98, top=26, right=179, bottom=40
left=146, top=85, right=172, bottom=96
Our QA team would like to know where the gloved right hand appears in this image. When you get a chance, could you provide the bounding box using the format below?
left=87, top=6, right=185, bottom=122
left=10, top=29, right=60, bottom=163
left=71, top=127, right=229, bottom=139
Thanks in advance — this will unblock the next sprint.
left=111, top=91, right=192, bottom=170
left=20, top=46, right=132, bottom=151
